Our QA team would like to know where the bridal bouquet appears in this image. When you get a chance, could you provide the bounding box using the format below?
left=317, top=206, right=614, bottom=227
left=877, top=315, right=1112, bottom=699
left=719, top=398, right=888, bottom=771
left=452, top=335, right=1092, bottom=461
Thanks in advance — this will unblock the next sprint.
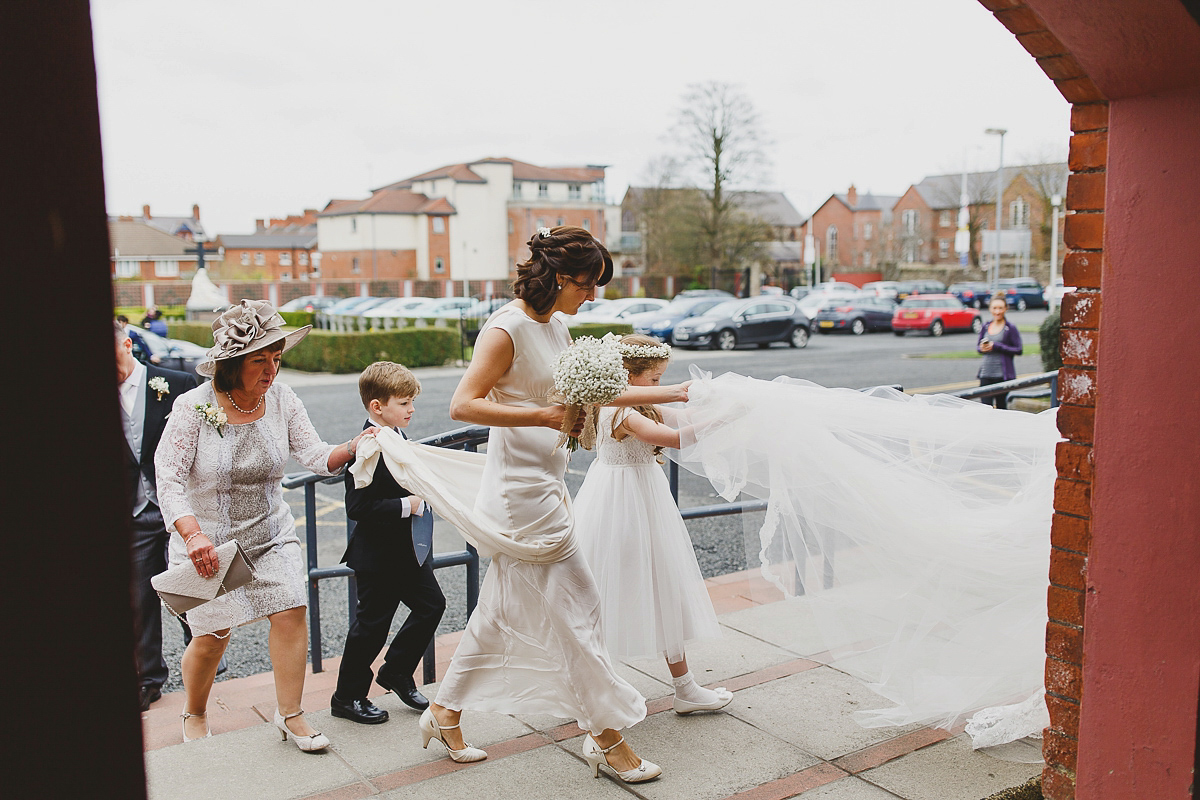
left=551, top=333, right=628, bottom=451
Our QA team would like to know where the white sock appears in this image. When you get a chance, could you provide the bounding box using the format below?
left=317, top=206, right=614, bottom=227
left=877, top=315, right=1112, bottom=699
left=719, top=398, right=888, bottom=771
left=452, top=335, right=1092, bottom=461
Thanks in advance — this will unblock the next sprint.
left=672, top=670, right=722, bottom=704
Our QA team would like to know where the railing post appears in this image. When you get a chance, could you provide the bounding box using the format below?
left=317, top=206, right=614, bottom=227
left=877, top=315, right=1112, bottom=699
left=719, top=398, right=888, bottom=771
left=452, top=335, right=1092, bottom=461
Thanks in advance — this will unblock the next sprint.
left=304, top=481, right=323, bottom=673
left=1051, top=371, right=1060, bottom=408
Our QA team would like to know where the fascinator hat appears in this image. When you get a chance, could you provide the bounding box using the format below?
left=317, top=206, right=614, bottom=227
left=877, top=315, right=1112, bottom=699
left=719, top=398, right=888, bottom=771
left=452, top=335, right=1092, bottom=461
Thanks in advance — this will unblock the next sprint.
left=196, top=299, right=312, bottom=378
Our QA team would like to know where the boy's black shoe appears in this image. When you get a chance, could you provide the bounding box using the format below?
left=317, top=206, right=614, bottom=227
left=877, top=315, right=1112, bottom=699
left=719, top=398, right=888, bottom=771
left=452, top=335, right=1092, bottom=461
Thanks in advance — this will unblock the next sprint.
left=330, top=694, right=389, bottom=724
left=376, top=672, right=430, bottom=711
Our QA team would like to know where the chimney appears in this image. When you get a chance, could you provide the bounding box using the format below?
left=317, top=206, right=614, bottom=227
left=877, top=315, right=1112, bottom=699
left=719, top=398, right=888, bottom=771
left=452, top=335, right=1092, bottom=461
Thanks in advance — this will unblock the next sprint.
left=846, top=185, right=858, bottom=206
left=142, top=204, right=151, bottom=219
left=192, top=203, right=200, bottom=220
left=255, top=219, right=265, bottom=232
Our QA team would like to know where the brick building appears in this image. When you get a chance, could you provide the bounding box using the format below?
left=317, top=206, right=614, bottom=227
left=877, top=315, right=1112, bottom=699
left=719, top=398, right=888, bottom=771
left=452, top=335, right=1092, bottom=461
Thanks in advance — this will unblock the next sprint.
left=109, top=217, right=202, bottom=280
left=218, top=210, right=320, bottom=282
left=802, top=186, right=900, bottom=285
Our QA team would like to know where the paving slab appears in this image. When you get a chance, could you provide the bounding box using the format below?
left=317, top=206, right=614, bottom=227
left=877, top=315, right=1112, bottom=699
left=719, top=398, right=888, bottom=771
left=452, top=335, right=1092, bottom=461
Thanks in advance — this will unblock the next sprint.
left=380, top=744, right=631, bottom=799
left=789, top=775, right=902, bottom=798
left=858, top=734, right=1041, bottom=800
left=146, top=724, right=360, bottom=800
left=621, top=624, right=799, bottom=687
left=731, top=667, right=926, bottom=762
left=567, top=708, right=821, bottom=800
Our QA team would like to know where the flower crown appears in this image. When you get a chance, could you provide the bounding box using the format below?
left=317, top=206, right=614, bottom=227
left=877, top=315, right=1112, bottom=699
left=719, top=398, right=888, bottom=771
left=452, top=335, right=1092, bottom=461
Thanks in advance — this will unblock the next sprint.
left=618, top=341, right=671, bottom=360
left=537, top=226, right=552, bottom=239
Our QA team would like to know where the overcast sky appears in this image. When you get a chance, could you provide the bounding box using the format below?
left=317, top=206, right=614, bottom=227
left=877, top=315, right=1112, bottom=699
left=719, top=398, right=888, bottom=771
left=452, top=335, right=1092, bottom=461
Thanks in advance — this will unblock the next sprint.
left=91, top=0, right=1070, bottom=236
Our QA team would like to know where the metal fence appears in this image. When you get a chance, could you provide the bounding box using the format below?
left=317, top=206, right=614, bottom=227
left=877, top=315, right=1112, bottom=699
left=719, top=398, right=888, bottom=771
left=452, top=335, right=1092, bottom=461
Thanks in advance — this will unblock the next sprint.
left=286, top=370, right=1059, bottom=680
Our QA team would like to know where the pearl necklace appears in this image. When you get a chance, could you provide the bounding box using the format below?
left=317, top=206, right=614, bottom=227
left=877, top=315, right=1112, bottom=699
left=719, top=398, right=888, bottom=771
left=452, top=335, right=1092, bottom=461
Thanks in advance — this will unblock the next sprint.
left=225, top=391, right=264, bottom=415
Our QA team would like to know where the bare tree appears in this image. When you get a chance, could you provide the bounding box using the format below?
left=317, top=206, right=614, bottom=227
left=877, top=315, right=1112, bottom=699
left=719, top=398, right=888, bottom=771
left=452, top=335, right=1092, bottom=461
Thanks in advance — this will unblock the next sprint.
left=1017, top=153, right=1068, bottom=263
left=927, top=171, right=998, bottom=269
left=674, top=81, right=771, bottom=287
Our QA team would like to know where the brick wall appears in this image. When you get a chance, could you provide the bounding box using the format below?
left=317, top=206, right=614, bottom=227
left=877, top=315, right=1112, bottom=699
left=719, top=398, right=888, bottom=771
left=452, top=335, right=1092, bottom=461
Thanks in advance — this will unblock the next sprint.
left=318, top=249, right=417, bottom=280
left=976, top=3, right=1108, bottom=798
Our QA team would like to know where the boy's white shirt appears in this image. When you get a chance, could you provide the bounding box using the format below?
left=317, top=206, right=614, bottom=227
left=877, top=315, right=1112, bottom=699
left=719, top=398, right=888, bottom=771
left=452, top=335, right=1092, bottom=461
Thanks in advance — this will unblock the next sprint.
left=366, top=412, right=424, bottom=518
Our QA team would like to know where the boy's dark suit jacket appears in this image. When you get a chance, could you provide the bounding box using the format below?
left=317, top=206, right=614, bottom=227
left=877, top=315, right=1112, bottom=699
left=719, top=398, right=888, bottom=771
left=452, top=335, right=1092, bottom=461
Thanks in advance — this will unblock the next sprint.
left=341, top=421, right=416, bottom=572
left=123, top=364, right=197, bottom=513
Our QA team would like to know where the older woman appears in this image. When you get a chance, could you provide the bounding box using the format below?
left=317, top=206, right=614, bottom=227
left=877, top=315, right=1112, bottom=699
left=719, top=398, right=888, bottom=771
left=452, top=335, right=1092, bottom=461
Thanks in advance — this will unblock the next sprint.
left=157, top=300, right=373, bottom=749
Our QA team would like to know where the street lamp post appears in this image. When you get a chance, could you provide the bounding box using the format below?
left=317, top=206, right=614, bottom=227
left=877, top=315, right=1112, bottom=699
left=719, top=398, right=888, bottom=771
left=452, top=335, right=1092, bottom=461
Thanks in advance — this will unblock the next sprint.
left=985, top=128, right=1007, bottom=287
left=1049, top=193, right=1062, bottom=311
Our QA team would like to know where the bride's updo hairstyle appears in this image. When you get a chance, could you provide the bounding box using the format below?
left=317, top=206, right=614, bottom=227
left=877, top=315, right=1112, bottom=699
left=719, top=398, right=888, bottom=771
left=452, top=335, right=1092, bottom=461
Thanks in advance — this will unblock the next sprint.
left=513, top=225, right=613, bottom=315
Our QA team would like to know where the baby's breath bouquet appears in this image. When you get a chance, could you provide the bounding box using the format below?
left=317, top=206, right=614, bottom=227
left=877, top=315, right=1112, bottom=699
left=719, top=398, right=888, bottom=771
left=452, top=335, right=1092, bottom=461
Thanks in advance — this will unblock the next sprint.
left=551, top=333, right=628, bottom=451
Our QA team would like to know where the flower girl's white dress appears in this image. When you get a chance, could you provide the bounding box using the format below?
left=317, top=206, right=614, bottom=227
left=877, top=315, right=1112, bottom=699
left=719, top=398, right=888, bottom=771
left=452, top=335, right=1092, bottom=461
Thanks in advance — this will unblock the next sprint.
left=574, top=407, right=721, bottom=662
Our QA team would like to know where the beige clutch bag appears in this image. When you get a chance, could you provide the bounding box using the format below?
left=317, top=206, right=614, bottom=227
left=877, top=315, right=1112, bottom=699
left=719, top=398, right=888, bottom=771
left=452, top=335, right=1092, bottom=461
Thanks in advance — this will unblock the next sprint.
left=151, top=540, right=257, bottom=616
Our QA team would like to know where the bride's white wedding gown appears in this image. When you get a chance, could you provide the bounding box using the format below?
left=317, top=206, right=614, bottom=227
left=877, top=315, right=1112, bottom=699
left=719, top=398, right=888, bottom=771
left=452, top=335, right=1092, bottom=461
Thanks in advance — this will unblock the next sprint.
left=670, top=368, right=1058, bottom=750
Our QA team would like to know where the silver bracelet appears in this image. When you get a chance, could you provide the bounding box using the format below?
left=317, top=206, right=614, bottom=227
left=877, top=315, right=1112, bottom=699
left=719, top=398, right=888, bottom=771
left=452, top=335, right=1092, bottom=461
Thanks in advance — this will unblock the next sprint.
left=345, top=440, right=355, bottom=458
left=183, top=531, right=203, bottom=545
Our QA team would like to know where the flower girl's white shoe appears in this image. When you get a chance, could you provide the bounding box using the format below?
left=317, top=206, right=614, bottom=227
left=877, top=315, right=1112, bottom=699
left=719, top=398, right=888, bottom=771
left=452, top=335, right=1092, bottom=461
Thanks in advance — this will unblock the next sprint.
left=419, top=708, right=487, bottom=763
left=181, top=711, right=211, bottom=743
left=273, top=709, right=329, bottom=752
left=673, top=686, right=734, bottom=715
left=582, top=735, right=662, bottom=783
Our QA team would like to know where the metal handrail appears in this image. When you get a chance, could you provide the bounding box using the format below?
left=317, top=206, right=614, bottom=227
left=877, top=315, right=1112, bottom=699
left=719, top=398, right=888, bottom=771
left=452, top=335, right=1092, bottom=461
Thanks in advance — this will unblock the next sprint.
left=946, top=369, right=1059, bottom=406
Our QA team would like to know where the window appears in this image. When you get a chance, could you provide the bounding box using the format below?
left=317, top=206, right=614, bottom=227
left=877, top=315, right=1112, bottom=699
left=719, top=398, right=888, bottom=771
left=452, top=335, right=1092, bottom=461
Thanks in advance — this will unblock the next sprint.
left=862, top=251, right=872, bottom=267
left=939, top=211, right=953, bottom=228
left=902, top=209, right=919, bottom=235
left=434, top=257, right=445, bottom=273
left=155, top=259, right=179, bottom=277
left=938, top=239, right=950, bottom=258
left=279, top=251, right=292, bottom=266
left=512, top=181, right=522, bottom=199
left=433, top=216, right=445, bottom=234
left=298, top=252, right=309, bottom=266
left=280, top=272, right=291, bottom=281
left=536, top=217, right=545, bottom=229
left=240, top=252, right=250, bottom=266
left=115, top=259, right=138, bottom=277
left=508, top=219, right=514, bottom=234
left=538, top=182, right=549, bottom=199
left=568, top=184, right=581, bottom=200
left=1010, top=197, right=1030, bottom=228
left=622, top=210, right=636, bottom=231
left=351, top=257, right=360, bottom=274
left=350, top=218, right=357, bottom=233
left=582, top=218, right=590, bottom=230
left=254, top=252, right=265, bottom=266
left=826, top=226, right=839, bottom=264
left=863, top=222, right=873, bottom=240
left=556, top=217, right=564, bottom=227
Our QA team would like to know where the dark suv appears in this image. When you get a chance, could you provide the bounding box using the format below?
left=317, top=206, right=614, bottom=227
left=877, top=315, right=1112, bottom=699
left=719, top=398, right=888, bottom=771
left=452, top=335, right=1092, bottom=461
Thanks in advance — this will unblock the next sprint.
left=995, top=278, right=1047, bottom=311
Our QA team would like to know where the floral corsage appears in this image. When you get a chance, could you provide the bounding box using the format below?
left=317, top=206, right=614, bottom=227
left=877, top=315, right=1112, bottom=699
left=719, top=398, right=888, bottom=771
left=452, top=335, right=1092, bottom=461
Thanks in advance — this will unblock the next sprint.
left=148, top=376, right=170, bottom=401
left=195, top=402, right=228, bottom=437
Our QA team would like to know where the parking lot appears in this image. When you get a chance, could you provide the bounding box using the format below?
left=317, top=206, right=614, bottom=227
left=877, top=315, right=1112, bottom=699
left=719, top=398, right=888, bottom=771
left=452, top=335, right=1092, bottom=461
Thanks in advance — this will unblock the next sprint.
left=158, top=307, right=1049, bottom=692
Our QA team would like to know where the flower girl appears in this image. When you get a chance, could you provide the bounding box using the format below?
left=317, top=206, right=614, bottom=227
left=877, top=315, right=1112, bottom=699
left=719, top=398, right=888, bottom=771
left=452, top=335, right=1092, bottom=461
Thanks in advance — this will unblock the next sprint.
left=575, top=334, right=732, bottom=714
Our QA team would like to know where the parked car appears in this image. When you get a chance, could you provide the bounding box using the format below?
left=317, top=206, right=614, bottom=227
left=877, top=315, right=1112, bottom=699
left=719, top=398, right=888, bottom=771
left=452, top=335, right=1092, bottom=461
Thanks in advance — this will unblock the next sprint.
left=996, top=277, right=1047, bottom=311
left=672, top=289, right=734, bottom=301
left=571, top=297, right=669, bottom=324
left=814, top=281, right=861, bottom=294
left=132, top=327, right=208, bottom=377
left=788, top=286, right=811, bottom=300
left=796, top=289, right=860, bottom=330
left=814, top=297, right=897, bottom=335
left=860, top=281, right=900, bottom=302
left=460, top=296, right=513, bottom=318
left=278, top=295, right=338, bottom=313
left=948, top=282, right=994, bottom=309
left=325, top=295, right=389, bottom=316
left=894, top=280, right=947, bottom=302
left=1043, top=279, right=1076, bottom=306
left=362, top=296, right=437, bottom=318
left=758, top=285, right=785, bottom=296
left=418, top=297, right=479, bottom=318
left=672, top=297, right=810, bottom=350
left=629, top=296, right=728, bottom=342
left=891, top=294, right=983, bottom=336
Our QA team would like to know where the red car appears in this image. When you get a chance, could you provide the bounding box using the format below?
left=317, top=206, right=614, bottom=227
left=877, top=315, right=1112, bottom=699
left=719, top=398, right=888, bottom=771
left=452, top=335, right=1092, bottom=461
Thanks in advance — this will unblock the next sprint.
left=891, top=294, right=983, bottom=336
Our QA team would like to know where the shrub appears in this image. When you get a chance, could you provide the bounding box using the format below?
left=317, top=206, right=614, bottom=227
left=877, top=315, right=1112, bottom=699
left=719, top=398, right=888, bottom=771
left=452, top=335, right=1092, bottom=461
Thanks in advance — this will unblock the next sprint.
left=1039, top=309, right=1062, bottom=372
left=564, top=322, right=634, bottom=338
left=168, top=322, right=215, bottom=347
left=284, top=329, right=459, bottom=373
left=279, top=311, right=315, bottom=328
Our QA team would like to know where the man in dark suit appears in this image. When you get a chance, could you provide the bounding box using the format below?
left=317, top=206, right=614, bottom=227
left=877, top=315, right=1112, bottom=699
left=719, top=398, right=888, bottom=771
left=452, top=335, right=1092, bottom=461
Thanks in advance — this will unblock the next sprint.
left=115, top=321, right=198, bottom=711
left=333, top=362, right=445, bottom=724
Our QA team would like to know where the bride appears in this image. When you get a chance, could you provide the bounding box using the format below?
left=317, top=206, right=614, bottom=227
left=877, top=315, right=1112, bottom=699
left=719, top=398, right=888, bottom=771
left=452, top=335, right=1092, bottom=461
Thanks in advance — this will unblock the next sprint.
left=670, top=368, right=1058, bottom=751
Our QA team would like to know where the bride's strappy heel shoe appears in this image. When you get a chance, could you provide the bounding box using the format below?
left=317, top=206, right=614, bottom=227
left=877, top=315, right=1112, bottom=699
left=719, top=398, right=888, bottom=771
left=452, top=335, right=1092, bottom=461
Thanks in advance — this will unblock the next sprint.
left=582, top=735, right=662, bottom=783
left=273, top=709, right=330, bottom=752
left=181, top=711, right=211, bottom=743
left=419, top=708, right=486, bottom=763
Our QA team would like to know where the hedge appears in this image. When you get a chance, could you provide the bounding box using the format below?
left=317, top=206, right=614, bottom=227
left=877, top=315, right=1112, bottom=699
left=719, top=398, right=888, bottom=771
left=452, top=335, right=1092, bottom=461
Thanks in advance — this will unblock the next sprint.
left=284, top=329, right=459, bottom=373
left=564, top=322, right=635, bottom=338
left=1039, top=310, right=1062, bottom=372
left=168, top=322, right=215, bottom=347
left=279, top=311, right=316, bottom=328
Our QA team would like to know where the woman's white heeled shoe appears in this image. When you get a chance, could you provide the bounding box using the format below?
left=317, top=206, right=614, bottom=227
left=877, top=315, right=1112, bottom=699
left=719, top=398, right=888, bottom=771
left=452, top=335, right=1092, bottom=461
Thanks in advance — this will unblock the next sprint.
left=181, top=711, right=211, bottom=743
left=419, top=708, right=487, bottom=763
left=273, top=709, right=330, bottom=752
left=582, top=735, right=662, bottom=783
left=673, top=686, right=734, bottom=715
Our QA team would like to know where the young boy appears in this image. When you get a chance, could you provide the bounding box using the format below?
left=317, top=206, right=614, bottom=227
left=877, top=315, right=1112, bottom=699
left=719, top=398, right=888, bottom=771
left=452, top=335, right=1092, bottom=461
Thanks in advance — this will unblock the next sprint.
left=332, top=362, right=446, bottom=724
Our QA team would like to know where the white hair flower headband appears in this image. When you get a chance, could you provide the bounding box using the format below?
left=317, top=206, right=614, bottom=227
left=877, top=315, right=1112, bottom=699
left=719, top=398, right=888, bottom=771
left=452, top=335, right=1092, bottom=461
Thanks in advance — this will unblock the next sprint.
left=618, top=341, right=671, bottom=360
left=537, top=226, right=552, bottom=239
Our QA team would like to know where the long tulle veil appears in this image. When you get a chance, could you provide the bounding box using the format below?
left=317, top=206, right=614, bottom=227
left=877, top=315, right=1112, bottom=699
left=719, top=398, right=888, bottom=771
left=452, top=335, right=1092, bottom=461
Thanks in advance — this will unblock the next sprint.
left=671, top=367, right=1058, bottom=751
